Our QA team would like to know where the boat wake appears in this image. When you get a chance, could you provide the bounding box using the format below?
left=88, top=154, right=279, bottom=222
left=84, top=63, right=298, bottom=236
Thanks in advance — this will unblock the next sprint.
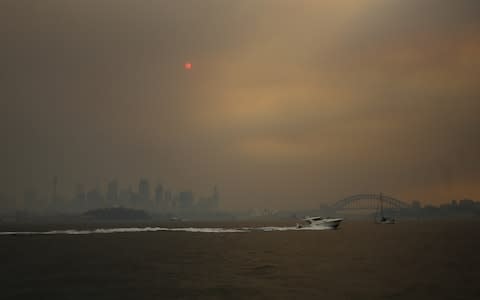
left=247, top=226, right=331, bottom=232
left=0, top=225, right=331, bottom=236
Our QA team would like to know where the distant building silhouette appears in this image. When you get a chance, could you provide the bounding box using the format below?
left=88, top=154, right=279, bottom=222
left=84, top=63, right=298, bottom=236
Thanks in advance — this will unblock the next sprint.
left=138, top=178, right=150, bottom=206
left=459, top=199, right=474, bottom=208
left=72, top=184, right=86, bottom=211
left=411, top=200, right=421, bottom=209
left=197, top=185, right=220, bottom=211
left=178, top=191, right=194, bottom=210
left=86, top=187, right=103, bottom=210
left=155, top=184, right=164, bottom=210
left=106, top=179, right=119, bottom=206
left=212, top=185, right=219, bottom=209
left=118, top=186, right=133, bottom=207
left=165, top=189, right=173, bottom=210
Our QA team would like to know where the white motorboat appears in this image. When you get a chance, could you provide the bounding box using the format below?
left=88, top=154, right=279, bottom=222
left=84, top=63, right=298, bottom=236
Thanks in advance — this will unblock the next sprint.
left=296, top=216, right=343, bottom=229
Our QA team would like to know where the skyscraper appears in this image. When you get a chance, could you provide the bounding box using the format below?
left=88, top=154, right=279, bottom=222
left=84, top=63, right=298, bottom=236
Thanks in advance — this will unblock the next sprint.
left=86, top=187, right=103, bottom=210
left=212, top=185, right=219, bottom=210
left=73, top=184, right=86, bottom=212
left=178, top=191, right=194, bottom=210
left=106, top=179, right=119, bottom=206
left=165, top=190, right=173, bottom=210
left=138, top=178, right=150, bottom=207
left=155, top=184, right=164, bottom=210
left=197, top=185, right=220, bottom=211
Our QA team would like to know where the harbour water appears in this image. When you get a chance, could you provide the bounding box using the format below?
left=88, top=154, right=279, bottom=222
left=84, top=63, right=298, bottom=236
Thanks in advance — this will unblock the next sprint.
left=1, top=220, right=479, bottom=299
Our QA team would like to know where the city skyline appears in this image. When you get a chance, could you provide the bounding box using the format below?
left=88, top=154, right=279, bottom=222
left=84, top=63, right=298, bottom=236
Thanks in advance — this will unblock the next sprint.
left=1, top=174, right=478, bottom=215
left=2, top=176, right=219, bottom=213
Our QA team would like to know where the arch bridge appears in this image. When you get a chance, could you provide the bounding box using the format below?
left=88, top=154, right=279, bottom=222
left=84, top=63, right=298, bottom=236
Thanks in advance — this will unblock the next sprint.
left=331, top=193, right=410, bottom=211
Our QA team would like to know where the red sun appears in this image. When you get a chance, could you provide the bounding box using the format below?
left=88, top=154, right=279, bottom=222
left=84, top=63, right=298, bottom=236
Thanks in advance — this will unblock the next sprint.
left=184, top=62, right=192, bottom=70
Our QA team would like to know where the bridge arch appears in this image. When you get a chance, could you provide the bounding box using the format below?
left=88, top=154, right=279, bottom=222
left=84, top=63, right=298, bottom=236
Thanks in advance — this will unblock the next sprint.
left=331, top=193, right=410, bottom=210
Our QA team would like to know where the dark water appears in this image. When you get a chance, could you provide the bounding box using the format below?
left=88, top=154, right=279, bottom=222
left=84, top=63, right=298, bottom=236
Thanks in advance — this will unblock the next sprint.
left=1, top=220, right=479, bottom=299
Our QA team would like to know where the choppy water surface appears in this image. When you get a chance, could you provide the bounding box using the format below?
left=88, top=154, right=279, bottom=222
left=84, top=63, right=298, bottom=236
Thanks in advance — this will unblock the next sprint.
left=1, top=220, right=479, bottom=299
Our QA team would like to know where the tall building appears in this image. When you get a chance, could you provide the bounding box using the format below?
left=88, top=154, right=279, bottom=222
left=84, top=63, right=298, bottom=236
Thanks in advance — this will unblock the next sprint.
left=138, top=178, right=150, bottom=206
left=212, top=185, right=219, bottom=210
left=86, top=187, right=104, bottom=210
left=155, top=184, right=164, bottom=209
left=118, top=186, right=133, bottom=208
left=106, top=179, right=119, bottom=206
left=178, top=191, right=194, bottom=210
left=197, top=185, right=220, bottom=211
left=72, top=184, right=86, bottom=211
left=165, top=190, right=173, bottom=210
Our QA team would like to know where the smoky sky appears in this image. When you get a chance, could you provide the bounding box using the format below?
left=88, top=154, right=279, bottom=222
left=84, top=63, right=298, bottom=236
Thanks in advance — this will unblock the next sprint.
left=1, top=0, right=480, bottom=209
